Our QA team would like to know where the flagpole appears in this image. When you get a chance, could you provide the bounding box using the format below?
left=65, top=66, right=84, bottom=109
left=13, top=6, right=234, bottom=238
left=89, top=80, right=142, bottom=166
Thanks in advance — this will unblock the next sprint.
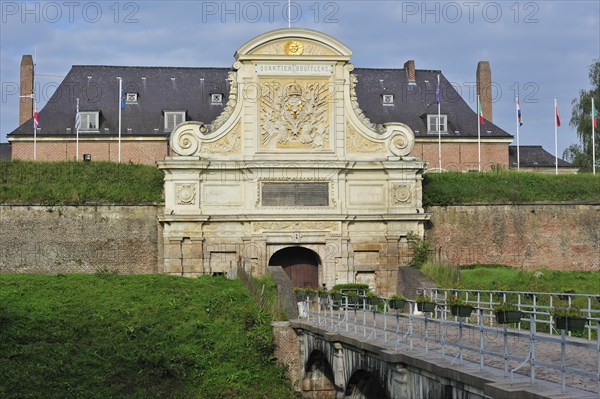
left=33, top=47, right=37, bottom=161
left=437, top=74, right=441, bottom=171
left=118, top=77, right=122, bottom=163
left=554, top=97, right=558, bottom=175
left=593, top=97, right=596, bottom=175
left=33, top=94, right=37, bottom=161
left=516, top=96, right=520, bottom=172
left=288, top=0, right=291, bottom=28
left=76, top=98, right=80, bottom=161
left=477, top=95, right=481, bottom=172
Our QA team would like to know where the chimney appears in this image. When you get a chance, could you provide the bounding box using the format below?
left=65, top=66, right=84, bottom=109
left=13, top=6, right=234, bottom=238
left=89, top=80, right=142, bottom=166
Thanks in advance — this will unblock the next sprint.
left=476, top=61, right=492, bottom=123
left=404, top=60, right=416, bottom=83
left=19, top=55, right=34, bottom=126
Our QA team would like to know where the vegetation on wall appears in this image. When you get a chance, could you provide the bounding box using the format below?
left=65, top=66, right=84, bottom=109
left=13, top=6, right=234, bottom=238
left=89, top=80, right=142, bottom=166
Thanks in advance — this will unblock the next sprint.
left=0, top=274, right=297, bottom=399
left=0, top=160, right=163, bottom=204
left=423, top=171, right=600, bottom=205
left=419, top=262, right=600, bottom=296
left=1, top=161, right=599, bottom=205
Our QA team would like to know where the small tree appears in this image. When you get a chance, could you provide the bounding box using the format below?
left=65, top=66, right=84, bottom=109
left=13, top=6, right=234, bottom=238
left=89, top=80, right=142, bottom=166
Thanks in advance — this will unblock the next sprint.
left=566, top=59, right=600, bottom=172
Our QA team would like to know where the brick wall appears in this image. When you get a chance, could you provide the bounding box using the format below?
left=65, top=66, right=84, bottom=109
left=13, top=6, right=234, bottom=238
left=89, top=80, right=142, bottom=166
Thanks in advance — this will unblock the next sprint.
left=11, top=140, right=168, bottom=165
left=412, top=142, right=509, bottom=171
left=2, top=204, right=596, bottom=274
left=0, top=205, right=161, bottom=274
left=272, top=321, right=301, bottom=391
left=426, top=204, right=600, bottom=271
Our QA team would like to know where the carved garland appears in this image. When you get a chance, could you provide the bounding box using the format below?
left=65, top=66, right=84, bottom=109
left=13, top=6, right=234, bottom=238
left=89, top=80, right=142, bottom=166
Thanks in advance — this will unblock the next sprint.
left=208, top=71, right=238, bottom=133
left=349, top=74, right=386, bottom=134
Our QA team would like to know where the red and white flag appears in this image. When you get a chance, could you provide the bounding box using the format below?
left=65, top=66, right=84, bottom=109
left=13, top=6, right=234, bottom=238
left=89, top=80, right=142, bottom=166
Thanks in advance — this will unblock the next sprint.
left=555, top=102, right=561, bottom=127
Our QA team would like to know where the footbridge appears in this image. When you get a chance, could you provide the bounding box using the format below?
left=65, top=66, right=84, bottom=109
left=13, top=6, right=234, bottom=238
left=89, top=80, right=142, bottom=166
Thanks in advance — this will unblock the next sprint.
left=274, top=294, right=600, bottom=399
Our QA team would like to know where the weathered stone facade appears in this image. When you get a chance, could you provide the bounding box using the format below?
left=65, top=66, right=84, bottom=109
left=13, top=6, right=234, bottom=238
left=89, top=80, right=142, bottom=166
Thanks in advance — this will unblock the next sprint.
left=426, top=204, right=600, bottom=271
left=0, top=205, right=161, bottom=274
left=157, top=29, right=429, bottom=295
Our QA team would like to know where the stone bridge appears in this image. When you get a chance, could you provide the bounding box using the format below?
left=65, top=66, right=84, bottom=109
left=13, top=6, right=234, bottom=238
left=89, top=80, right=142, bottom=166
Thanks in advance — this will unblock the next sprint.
left=273, top=320, right=598, bottom=399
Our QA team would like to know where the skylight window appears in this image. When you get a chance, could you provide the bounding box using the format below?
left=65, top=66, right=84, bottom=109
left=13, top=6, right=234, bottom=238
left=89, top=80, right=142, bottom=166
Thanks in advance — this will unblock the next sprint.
left=427, top=115, right=447, bottom=134
left=79, top=111, right=99, bottom=131
left=164, top=111, right=186, bottom=132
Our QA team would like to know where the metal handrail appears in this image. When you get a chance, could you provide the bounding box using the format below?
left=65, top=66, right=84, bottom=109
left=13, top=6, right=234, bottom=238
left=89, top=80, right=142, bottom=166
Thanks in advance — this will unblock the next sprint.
left=298, top=295, right=600, bottom=398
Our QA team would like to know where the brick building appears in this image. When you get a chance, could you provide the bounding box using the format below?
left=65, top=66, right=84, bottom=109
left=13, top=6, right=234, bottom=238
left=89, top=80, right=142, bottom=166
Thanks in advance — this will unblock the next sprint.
left=8, top=31, right=513, bottom=170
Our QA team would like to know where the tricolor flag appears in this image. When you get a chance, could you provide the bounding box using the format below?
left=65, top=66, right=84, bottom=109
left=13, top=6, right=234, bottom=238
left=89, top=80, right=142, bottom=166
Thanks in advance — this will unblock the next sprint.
left=477, top=96, right=484, bottom=125
left=517, top=98, right=523, bottom=126
left=435, top=74, right=441, bottom=104
left=33, top=111, right=39, bottom=129
left=555, top=102, right=561, bottom=127
left=593, top=99, right=598, bottom=129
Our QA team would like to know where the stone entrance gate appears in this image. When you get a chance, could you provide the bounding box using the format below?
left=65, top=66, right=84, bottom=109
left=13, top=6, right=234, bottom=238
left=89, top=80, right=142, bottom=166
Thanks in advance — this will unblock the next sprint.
left=157, top=28, right=429, bottom=295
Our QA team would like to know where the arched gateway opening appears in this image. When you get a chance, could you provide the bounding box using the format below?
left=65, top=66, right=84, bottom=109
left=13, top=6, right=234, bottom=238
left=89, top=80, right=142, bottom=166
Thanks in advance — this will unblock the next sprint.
left=269, top=246, right=320, bottom=288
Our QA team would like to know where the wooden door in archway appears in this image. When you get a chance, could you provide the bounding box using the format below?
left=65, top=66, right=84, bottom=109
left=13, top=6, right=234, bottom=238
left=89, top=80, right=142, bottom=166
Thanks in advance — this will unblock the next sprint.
left=269, top=246, right=320, bottom=288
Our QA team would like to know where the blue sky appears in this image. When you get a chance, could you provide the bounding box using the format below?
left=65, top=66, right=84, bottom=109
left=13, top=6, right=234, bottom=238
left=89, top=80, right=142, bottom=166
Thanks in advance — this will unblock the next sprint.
left=1, top=0, right=599, bottom=157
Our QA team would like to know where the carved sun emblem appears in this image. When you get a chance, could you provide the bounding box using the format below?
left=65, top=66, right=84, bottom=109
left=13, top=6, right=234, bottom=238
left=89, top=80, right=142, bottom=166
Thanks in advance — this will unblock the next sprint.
left=284, top=40, right=304, bottom=55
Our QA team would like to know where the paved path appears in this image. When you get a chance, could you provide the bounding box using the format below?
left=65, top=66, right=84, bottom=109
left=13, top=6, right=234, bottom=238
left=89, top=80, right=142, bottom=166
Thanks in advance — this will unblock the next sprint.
left=299, top=307, right=599, bottom=397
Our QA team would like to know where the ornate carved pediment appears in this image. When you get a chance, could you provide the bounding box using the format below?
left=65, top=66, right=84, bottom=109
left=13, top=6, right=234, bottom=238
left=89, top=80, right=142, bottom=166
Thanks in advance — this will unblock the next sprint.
left=259, top=79, right=331, bottom=150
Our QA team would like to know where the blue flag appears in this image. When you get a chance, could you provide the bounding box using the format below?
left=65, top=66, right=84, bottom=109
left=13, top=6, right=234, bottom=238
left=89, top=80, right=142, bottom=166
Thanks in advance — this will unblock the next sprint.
left=121, top=86, right=126, bottom=110
left=435, top=74, right=440, bottom=104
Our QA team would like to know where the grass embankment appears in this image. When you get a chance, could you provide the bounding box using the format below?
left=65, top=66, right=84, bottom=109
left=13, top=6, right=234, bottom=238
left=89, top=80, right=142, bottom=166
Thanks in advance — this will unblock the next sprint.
left=423, top=171, right=600, bottom=205
left=419, top=261, right=600, bottom=295
left=0, top=274, right=297, bottom=399
left=2, top=162, right=600, bottom=205
left=0, top=161, right=163, bottom=204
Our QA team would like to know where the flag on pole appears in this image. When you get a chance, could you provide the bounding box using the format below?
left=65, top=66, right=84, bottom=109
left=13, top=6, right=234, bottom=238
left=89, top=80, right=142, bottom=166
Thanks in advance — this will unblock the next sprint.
left=33, top=111, right=39, bottom=129
left=517, top=98, right=523, bottom=126
left=75, top=104, right=81, bottom=130
left=435, top=74, right=441, bottom=104
left=477, top=96, right=484, bottom=125
left=121, top=85, right=126, bottom=110
left=555, top=102, right=561, bottom=127
left=593, top=99, right=598, bottom=129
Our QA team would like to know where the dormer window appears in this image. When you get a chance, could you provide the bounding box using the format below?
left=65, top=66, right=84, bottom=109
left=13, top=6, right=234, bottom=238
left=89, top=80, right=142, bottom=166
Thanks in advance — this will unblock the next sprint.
left=211, top=93, right=223, bottom=104
left=79, top=111, right=100, bottom=131
left=382, top=94, right=394, bottom=106
left=427, top=115, right=447, bottom=133
left=126, top=93, right=138, bottom=103
left=164, top=111, right=186, bottom=132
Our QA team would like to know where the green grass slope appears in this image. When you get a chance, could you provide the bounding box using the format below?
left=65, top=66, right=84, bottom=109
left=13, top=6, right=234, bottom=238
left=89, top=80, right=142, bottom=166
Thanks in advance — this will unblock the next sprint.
left=0, top=274, right=297, bottom=399
left=0, top=161, right=163, bottom=204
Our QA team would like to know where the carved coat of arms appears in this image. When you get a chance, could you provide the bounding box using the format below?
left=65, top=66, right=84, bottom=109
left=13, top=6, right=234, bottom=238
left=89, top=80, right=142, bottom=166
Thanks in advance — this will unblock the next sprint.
left=260, top=81, right=330, bottom=149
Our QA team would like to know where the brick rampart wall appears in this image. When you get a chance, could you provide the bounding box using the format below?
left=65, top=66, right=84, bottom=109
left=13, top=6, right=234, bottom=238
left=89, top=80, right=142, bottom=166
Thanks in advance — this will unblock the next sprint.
left=426, top=204, right=600, bottom=270
left=1, top=204, right=597, bottom=274
left=0, top=205, right=161, bottom=274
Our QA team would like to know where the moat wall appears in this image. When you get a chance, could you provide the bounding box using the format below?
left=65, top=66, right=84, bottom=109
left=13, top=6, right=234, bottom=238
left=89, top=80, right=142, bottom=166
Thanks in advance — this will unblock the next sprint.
left=1, top=204, right=598, bottom=273
left=426, top=204, right=599, bottom=271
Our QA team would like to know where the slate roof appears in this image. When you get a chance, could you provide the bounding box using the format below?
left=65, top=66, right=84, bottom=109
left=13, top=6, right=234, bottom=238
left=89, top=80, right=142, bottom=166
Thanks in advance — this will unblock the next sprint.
left=9, top=65, right=512, bottom=139
left=353, top=68, right=510, bottom=137
left=9, top=66, right=232, bottom=138
left=508, top=145, right=576, bottom=168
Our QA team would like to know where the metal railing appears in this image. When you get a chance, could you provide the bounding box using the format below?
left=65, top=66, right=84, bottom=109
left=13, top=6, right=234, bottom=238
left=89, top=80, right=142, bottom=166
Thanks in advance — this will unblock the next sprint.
left=420, top=288, right=600, bottom=341
left=297, top=293, right=600, bottom=398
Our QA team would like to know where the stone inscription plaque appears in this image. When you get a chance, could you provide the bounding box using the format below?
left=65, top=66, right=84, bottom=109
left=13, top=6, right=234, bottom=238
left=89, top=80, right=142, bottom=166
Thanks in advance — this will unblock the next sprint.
left=261, top=182, right=329, bottom=206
